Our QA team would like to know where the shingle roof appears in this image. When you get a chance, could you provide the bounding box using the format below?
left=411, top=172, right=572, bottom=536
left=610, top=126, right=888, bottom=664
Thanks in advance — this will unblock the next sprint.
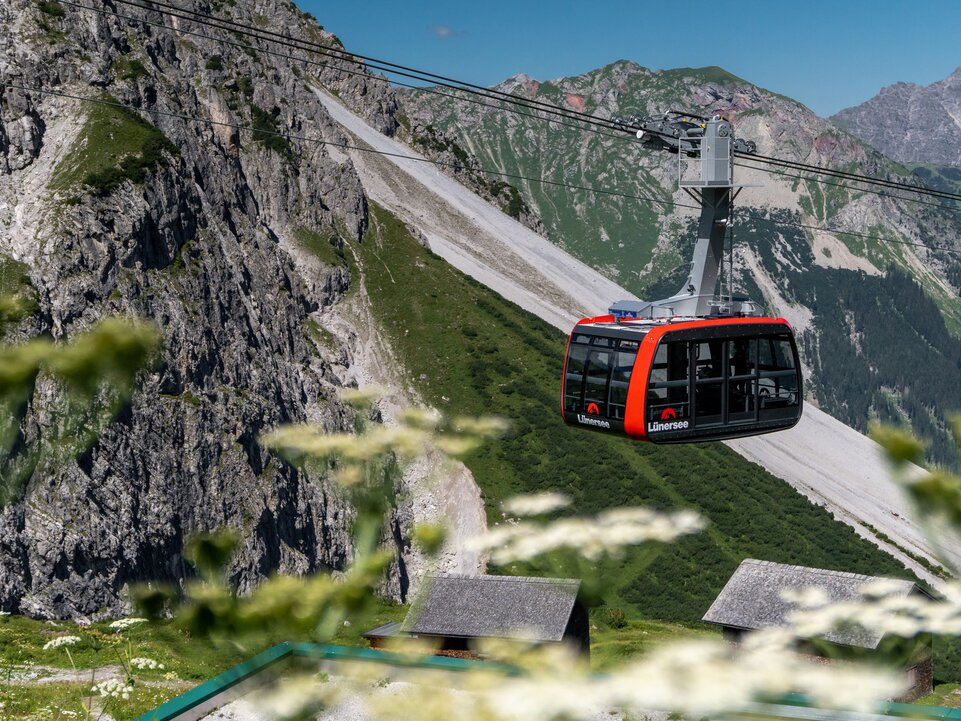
left=404, top=574, right=581, bottom=643
left=362, top=622, right=403, bottom=639
left=702, top=559, right=922, bottom=649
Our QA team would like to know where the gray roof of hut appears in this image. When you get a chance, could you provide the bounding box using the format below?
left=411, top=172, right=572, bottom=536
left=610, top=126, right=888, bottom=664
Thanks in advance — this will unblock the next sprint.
left=363, top=622, right=403, bottom=639
left=702, top=559, right=924, bottom=649
left=404, top=574, right=581, bottom=643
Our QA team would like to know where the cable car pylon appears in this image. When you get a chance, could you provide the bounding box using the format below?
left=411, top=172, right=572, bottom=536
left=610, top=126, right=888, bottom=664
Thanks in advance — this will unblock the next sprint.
left=561, top=112, right=803, bottom=443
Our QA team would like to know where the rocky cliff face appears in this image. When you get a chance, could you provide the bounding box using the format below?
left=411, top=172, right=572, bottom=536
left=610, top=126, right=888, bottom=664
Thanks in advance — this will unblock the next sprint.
left=831, top=67, right=961, bottom=166
left=0, top=0, right=408, bottom=617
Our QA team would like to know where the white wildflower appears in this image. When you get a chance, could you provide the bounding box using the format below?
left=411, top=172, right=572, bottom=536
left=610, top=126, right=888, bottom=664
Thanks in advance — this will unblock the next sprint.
left=130, top=657, right=165, bottom=670
left=108, top=617, right=147, bottom=631
left=502, top=492, right=571, bottom=517
left=43, top=635, right=81, bottom=650
left=0, top=611, right=10, bottom=616
left=92, top=678, right=134, bottom=700
left=779, top=586, right=830, bottom=608
left=470, top=506, right=704, bottom=563
left=858, top=577, right=911, bottom=599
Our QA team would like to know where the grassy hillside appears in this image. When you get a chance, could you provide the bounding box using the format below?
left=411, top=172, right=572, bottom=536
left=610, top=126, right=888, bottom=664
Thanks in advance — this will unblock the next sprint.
left=347, top=202, right=913, bottom=623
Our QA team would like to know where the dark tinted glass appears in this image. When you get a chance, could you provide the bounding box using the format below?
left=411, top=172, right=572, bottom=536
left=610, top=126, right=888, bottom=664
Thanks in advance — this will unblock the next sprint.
left=583, top=349, right=613, bottom=414
left=728, top=338, right=756, bottom=378
left=695, top=383, right=724, bottom=426
left=609, top=350, right=636, bottom=419
left=695, top=341, right=724, bottom=379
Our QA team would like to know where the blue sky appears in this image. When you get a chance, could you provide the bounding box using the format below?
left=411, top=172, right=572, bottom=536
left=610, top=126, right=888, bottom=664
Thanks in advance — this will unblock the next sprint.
left=300, top=0, right=961, bottom=117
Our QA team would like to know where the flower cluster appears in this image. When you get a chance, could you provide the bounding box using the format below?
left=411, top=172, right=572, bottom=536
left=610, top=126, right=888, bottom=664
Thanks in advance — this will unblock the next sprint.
left=130, top=657, right=166, bottom=670
left=785, top=578, right=961, bottom=640
left=471, top=505, right=705, bottom=563
left=92, top=678, right=134, bottom=700
left=502, top=492, right=571, bottom=517
left=251, top=631, right=903, bottom=721
left=108, top=617, right=147, bottom=632
left=42, top=635, right=81, bottom=651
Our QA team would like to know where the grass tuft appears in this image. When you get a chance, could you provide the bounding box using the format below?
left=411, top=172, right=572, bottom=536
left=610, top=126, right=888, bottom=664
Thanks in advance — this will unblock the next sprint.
left=52, top=99, right=177, bottom=197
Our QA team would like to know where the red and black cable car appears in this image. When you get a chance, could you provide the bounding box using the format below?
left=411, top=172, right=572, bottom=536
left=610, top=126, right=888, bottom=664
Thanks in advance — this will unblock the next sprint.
left=561, top=316, right=802, bottom=443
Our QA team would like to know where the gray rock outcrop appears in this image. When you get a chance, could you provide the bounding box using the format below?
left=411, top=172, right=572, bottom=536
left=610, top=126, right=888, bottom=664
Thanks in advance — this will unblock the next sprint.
left=0, top=0, right=402, bottom=617
left=831, top=66, right=961, bottom=166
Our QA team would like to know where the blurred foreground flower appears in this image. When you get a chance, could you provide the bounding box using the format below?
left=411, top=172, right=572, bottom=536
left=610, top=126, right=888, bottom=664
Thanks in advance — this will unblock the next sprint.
left=472, top=506, right=705, bottom=564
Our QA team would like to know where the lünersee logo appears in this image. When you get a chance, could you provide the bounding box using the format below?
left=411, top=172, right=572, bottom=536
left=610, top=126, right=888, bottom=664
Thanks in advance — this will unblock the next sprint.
left=577, top=414, right=610, bottom=429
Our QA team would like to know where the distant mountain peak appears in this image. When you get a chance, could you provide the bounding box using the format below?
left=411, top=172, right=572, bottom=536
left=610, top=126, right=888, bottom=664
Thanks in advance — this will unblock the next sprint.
left=495, top=73, right=541, bottom=95
left=832, top=66, right=961, bottom=166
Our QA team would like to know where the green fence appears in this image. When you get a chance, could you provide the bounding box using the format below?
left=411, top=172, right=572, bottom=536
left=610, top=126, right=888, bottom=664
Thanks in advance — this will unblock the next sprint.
left=137, top=643, right=961, bottom=721
left=134, top=642, right=508, bottom=721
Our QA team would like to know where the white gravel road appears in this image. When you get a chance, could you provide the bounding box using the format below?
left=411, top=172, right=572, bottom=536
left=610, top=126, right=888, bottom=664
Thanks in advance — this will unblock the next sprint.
left=313, top=87, right=954, bottom=584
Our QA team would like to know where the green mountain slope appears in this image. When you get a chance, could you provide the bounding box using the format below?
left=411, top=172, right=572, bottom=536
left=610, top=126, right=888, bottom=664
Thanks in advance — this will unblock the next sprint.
left=350, top=202, right=912, bottom=622
left=401, top=62, right=961, bottom=467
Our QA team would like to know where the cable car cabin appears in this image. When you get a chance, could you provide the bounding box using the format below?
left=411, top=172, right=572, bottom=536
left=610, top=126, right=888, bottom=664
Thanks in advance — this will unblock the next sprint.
left=562, top=316, right=802, bottom=443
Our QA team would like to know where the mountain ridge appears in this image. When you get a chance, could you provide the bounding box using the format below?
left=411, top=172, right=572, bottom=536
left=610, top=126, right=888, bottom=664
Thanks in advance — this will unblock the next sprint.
left=831, top=65, right=961, bottom=166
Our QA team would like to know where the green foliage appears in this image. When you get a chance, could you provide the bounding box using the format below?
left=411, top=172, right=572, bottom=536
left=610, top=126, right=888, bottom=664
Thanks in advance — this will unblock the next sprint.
left=412, top=522, right=447, bottom=556
left=236, top=75, right=254, bottom=98
left=590, top=617, right=718, bottom=671
left=486, top=179, right=529, bottom=219
left=357, top=202, right=912, bottom=622
left=295, top=227, right=345, bottom=267
left=933, top=637, right=961, bottom=686
left=743, top=211, right=961, bottom=467
left=185, top=530, right=240, bottom=579
left=113, top=56, right=148, bottom=81
left=411, top=124, right=471, bottom=166
left=52, top=99, right=177, bottom=197
left=607, top=607, right=628, bottom=629
left=0, top=256, right=38, bottom=319
left=250, top=104, right=292, bottom=157
left=0, top=318, right=161, bottom=507
left=205, top=54, right=224, bottom=71
left=35, top=0, right=64, bottom=16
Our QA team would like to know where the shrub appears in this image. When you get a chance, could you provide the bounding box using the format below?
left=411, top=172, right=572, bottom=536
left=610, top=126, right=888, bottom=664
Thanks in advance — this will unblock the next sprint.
left=36, top=0, right=64, bottom=17
left=608, top=608, right=628, bottom=629
left=250, top=104, right=291, bottom=158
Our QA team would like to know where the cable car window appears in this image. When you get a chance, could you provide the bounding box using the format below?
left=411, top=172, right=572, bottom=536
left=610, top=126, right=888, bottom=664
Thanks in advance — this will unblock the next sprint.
left=609, top=350, right=637, bottom=420
left=573, top=333, right=592, bottom=345
left=728, top=378, right=757, bottom=423
left=695, top=383, right=724, bottom=426
left=758, top=336, right=799, bottom=420
left=647, top=342, right=690, bottom=422
left=728, top=338, right=757, bottom=379
left=695, top=341, right=724, bottom=379
left=583, top=349, right=613, bottom=415
left=563, top=344, right=590, bottom=412
left=590, top=336, right=616, bottom=348
left=619, top=339, right=640, bottom=351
